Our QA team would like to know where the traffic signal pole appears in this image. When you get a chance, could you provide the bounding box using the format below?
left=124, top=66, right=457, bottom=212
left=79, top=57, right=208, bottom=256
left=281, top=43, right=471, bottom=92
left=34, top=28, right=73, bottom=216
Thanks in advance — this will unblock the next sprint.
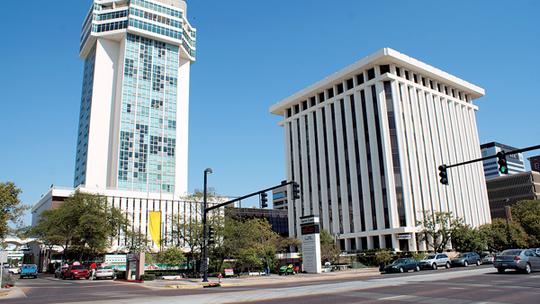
left=439, top=144, right=540, bottom=185
left=201, top=180, right=299, bottom=282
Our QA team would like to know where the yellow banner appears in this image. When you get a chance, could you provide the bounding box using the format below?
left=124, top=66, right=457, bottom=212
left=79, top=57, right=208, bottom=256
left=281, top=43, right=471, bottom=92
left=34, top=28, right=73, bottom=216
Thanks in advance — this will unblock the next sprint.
left=148, top=211, right=162, bottom=248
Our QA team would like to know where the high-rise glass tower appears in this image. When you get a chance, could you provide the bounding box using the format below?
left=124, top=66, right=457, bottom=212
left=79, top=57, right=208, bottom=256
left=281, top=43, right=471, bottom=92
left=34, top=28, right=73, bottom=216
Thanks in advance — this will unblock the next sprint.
left=74, top=0, right=195, bottom=195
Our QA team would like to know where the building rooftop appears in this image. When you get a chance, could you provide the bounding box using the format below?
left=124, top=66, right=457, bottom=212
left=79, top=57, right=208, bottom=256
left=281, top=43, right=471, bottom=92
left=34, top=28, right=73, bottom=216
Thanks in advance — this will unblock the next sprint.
left=270, top=48, right=485, bottom=115
left=480, top=142, right=519, bottom=151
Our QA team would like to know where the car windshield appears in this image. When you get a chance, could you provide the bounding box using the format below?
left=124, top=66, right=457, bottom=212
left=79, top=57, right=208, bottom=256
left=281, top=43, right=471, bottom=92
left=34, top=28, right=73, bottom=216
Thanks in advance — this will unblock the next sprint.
left=425, top=255, right=436, bottom=259
left=71, top=265, right=85, bottom=270
left=392, top=259, right=408, bottom=264
left=98, top=266, right=112, bottom=270
left=23, top=265, right=36, bottom=269
left=501, top=250, right=522, bottom=256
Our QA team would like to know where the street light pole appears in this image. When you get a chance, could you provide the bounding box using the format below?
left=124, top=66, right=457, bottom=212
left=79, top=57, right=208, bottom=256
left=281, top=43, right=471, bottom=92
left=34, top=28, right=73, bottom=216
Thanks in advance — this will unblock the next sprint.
left=201, top=168, right=212, bottom=282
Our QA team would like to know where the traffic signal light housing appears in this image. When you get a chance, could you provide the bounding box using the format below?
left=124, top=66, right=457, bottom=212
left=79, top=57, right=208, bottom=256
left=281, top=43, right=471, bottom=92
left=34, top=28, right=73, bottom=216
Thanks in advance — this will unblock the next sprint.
left=208, top=227, right=215, bottom=245
left=497, top=152, right=509, bottom=174
left=260, top=192, right=268, bottom=208
left=292, top=182, right=300, bottom=200
left=438, top=165, right=448, bottom=185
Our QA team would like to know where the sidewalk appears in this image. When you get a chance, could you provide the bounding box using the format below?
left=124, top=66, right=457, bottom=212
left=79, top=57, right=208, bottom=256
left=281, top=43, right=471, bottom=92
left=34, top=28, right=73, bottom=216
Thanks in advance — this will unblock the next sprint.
left=137, top=267, right=380, bottom=290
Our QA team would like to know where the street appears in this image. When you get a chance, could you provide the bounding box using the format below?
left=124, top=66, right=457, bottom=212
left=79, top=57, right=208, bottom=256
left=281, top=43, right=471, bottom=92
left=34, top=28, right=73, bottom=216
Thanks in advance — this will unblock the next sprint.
left=2, top=266, right=540, bottom=303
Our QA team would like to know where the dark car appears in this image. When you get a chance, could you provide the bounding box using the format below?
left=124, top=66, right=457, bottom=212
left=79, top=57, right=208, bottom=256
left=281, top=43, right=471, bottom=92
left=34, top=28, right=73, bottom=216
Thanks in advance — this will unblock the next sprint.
left=19, top=264, right=38, bottom=279
left=451, top=252, right=481, bottom=267
left=494, top=249, right=540, bottom=274
left=382, top=258, right=420, bottom=273
left=62, top=265, right=89, bottom=280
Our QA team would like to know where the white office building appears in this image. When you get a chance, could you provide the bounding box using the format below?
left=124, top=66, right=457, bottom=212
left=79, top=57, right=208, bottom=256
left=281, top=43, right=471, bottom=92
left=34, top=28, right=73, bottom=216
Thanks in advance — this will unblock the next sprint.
left=480, top=142, right=526, bottom=179
left=270, top=48, right=491, bottom=252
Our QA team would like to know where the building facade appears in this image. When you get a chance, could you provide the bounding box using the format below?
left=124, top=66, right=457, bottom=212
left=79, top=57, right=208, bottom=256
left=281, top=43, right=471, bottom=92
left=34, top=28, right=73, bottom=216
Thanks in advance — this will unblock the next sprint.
left=480, top=142, right=526, bottom=180
left=486, top=171, right=540, bottom=218
left=31, top=186, right=224, bottom=252
left=270, top=48, right=491, bottom=252
left=272, top=185, right=288, bottom=210
left=225, top=207, right=289, bottom=237
left=529, top=155, right=540, bottom=173
left=74, top=0, right=196, bottom=195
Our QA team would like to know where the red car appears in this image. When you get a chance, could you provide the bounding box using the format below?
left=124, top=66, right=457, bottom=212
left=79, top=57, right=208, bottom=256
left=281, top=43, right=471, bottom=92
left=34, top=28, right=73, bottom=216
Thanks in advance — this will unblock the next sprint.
left=62, top=265, right=89, bottom=280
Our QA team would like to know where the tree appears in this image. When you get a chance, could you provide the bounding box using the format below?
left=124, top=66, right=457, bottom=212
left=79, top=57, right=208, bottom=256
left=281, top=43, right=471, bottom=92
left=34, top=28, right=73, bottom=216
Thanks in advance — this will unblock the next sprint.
left=511, top=200, right=540, bottom=247
left=0, top=182, right=27, bottom=239
left=124, top=230, right=151, bottom=253
left=451, top=223, right=486, bottom=252
left=30, top=191, right=130, bottom=260
left=156, top=247, right=186, bottom=267
left=479, top=218, right=529, bottom=252
left=319, top=229, right=340, bottom=264
left=416, top=211, right=462, bottom=252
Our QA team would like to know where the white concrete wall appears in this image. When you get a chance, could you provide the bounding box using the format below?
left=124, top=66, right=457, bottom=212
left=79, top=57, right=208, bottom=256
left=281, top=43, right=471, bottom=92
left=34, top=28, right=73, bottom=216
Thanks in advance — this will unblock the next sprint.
left=85, top=38, right=121, bottom=190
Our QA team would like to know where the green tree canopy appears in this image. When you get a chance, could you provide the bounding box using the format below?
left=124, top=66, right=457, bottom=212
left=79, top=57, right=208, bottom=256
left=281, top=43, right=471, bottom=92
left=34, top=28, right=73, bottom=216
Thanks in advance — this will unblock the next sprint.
left=156, top=247, right=186, bottom=266
left=479, top=218, right=529, bottom=252
left=319, top=229, right=340, bottom=264
left=416, top=211, right=462, bottom=252
left=451, top=223, right=486, bottom=252
left=0, top=182, right=27, bottom=239
left=29, top=191, right=129, bottom=259
left=511, top=200, right=540, bottom=247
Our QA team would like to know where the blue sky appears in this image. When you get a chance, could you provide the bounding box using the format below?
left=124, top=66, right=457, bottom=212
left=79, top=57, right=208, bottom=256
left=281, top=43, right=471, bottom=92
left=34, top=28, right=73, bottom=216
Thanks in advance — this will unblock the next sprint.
left=0, top=0, right=539, bottom=225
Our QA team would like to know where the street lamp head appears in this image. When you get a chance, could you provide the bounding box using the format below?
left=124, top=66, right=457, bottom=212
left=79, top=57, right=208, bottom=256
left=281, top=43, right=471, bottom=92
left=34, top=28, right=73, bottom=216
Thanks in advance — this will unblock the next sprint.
left=204, top=168, right=213, bottom=174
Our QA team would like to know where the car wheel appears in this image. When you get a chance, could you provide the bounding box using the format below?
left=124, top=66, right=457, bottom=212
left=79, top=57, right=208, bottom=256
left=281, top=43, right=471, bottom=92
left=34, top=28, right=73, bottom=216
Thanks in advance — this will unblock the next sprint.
left=415, top=266, right=420, bottom=272
left=432, top=263, right=437, bottom=270
left=464, top=261, right=468, bottom=267
left=497, top=268, right=505, bottom=274
left=476, top=260, right=481, bottom=266
left=399, top=267, right=404, bottom=273
left=523, top=263, right=532, bottom=274
left=445, top=262, right=451, bottom=269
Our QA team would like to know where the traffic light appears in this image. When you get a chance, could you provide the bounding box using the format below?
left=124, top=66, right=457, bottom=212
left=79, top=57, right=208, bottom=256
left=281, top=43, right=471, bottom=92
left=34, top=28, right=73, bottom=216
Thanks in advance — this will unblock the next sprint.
left=260, top=192, right=268, bottom=208
left=438, top=165, right=448, bottom=185
left=292, top=182, right=300, bottom=200
left=208, top=227, right=215, bottom=245
left=497, top=152, right=509, bottom=174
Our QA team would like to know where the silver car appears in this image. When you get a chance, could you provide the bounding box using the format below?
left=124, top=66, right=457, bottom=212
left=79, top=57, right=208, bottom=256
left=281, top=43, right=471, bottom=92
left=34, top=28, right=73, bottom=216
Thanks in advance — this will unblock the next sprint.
left=494, top=249, right=540, bottom=274
left=419, top=253, right=451, bottom=270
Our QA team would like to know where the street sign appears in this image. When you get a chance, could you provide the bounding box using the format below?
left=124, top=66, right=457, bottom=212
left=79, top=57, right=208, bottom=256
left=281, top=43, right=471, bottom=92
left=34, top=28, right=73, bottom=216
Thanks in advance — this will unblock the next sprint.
left=397, top=233, right=412, bottom=240
left=0, top=251, right=8, bottom=264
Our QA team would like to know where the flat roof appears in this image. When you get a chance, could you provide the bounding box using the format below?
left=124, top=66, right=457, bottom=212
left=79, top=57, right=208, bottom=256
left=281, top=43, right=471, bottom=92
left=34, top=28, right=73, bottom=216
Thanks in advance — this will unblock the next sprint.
left=270, top=48, right=485, bottom=115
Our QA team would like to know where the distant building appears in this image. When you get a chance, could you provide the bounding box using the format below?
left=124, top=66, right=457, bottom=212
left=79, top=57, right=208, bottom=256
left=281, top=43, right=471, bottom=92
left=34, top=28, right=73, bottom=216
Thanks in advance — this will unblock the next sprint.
left=480, top=142, right=526, bottom=179
left=486, top=171, right=540, bottom=218
left=272, top=185, right=288, bottom=210
left=225, top=207, right=289, bottom=237
left=529, top=155, right=540, bottom=173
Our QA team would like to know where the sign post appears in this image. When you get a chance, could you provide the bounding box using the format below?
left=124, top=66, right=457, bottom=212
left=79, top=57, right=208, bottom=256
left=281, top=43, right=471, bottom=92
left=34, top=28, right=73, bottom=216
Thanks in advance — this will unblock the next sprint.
left=0, top=251, right=8, bottom=289
left=300, top=215, right=322, bottom=274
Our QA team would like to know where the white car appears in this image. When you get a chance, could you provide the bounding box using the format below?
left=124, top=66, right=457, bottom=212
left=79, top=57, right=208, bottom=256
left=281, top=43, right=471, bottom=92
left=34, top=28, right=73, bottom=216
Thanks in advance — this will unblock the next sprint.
left=94, top=266, right=116, bottom=280
left=419, top=253, right=451, bottom=270
left=3, top=265, right=20, bottom=274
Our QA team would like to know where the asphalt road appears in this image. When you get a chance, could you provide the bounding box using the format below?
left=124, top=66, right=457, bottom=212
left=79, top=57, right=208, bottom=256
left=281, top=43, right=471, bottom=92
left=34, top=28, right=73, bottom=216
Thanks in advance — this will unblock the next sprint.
left=3, top=265, right=539, bottom=304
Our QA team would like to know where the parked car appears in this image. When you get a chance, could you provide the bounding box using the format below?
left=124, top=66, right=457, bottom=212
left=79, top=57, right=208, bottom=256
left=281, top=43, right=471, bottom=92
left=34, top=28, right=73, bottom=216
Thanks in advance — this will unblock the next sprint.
left=3, top=265, right=19, bottom=275
left=95, top=266, right=116, bottom=280
left=531, top=248, right=540, bottom=256
left=19, top=264, right=38, bottom=279
left=451, top=252, right=481, bottom=267
left=494, top=249, right=540, bottom=274
left=419, top=253, right=451, bottom=270
left=55, top=265, right=69, bottom=278
left=62, top=265, right=89, bottom=280
left=481, top=252, right=495, bottom=264
left=382, top=258, right=420, bottom=273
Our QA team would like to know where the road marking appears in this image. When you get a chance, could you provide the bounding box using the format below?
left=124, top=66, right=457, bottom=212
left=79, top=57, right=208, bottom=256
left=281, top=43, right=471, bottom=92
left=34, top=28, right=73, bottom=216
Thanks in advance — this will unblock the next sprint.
left=448, top=287, right=466, bottom=290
